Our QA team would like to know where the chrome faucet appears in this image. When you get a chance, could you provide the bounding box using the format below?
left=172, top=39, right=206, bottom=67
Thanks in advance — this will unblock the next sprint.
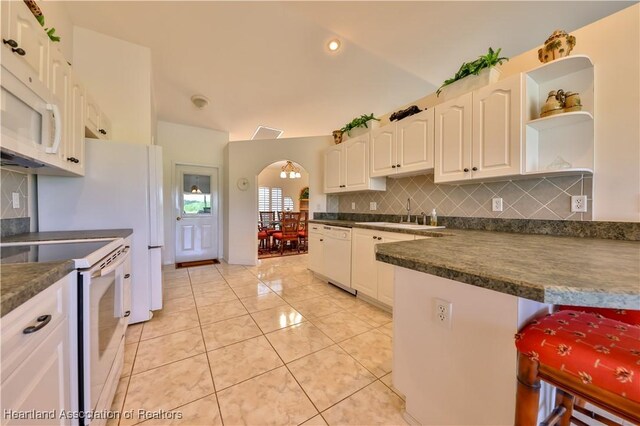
left=405, top=198, right=411, bottom=222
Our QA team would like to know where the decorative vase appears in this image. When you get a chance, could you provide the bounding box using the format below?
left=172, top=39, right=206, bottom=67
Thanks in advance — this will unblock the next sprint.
left=332, top=130, right=343, bottom=144
left=563, top=92, right=582, bottom=112
left=540, top=90, right=564, bottom=118
left=437, top=67, right=502, bottom=101
left=538, top=30, right=576, bottom=63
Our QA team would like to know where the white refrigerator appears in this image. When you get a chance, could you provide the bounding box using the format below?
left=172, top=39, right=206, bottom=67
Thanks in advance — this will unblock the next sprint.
left=38, top=138, right=164, bottom=324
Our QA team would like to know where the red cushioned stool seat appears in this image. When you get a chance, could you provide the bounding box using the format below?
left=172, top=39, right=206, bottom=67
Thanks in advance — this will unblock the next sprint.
left=514, top=310, right=640, bottom=425
left=558, top=305, right=640, bottom=327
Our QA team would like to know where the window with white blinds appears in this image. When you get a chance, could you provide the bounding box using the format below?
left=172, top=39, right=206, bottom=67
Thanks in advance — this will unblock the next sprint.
left=258, top=187, right=270, bottom=211
left=284, top=197, right=294, bottom=211
left=271, top=187, right=283, bottom=212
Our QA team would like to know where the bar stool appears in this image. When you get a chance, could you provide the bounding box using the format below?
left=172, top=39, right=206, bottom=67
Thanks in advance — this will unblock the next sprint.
left=514, top=310, right=640, bottom=425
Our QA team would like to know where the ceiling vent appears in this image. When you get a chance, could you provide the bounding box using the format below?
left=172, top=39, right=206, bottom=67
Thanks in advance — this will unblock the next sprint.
left=251, top=126, right=284, bottom=140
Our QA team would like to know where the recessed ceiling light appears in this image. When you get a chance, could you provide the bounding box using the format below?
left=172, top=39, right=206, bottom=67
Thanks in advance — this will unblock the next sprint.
left=328, top=39, right=341, bottom=52
left=191, top=94, right=209, bottom=109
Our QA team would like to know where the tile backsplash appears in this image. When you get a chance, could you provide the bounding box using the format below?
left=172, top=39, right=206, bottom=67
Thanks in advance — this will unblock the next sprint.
left=328, top=173, right=592, bottom=221
left=1, top=169, right=29, bottom=219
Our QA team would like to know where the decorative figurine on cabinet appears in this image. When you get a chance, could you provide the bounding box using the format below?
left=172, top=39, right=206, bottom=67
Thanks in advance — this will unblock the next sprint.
left=538, top=30, right=576, bottom=63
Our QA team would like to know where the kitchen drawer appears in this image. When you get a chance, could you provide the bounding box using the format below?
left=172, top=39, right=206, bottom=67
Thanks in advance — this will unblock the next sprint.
left=0, top=272, right=74, bottom=381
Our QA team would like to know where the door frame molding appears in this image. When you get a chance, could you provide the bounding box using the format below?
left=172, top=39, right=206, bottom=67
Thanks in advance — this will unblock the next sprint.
left=172, top=162, right=221, bottom=263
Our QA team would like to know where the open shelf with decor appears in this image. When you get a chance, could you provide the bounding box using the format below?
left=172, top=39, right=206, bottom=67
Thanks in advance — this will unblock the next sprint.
left=523, top=55, right=594, bottom=175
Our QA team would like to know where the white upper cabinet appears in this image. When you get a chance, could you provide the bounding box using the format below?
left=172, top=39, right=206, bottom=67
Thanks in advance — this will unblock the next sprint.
left=85, top=94, right=111, bottom=140
left=472, top=75, right=522, bottom=179
left=371, top=109, right=435, bottom=178
left=435, top=92, right=473, bottom=182
left=435, top=74, right=522, bottom=183
left=47, top=47, right=70, bottom=164
left=370, top=126, right=396, bottom=177
left=324, top=145, right=343, bottom=193
left=68, top=73, right=86, bottom=174
left=343, top=134, right=369, bottom=189
left=396, top=108, right=435, bottom=173
left=324, top=135, right=386, bottom=193
left=1, top=0, right=48, bottom=86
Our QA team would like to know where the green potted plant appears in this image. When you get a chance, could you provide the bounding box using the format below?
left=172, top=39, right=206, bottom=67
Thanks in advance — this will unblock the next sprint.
left=299, top=187, right=309, bottom=200
left=341, top=113, right=380, bottom=139
left=436, top=47, right=508, bottom=99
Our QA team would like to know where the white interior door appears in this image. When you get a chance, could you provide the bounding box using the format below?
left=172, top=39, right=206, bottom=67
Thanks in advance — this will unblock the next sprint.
left=175, top=164, right=219, bottom=263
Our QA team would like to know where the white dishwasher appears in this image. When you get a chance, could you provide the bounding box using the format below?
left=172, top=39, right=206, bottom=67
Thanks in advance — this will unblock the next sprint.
left=322, top=225, right=352, bottom=288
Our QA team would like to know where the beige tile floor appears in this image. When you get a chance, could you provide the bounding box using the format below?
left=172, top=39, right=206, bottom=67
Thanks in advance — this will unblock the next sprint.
left=110, top=254, right=406, bottom=426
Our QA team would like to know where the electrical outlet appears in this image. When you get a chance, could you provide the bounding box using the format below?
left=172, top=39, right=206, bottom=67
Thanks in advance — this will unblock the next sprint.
left=492, top=198, right=503, bottom=212
left=571, top=195, right=588, bottom=213
left=11, top=193, right=20, bottom=209
left=370, top=202, right=377, bottom=211
left=433, top=298, right=452, bottom=329
left=351, top=202, right=356, bottom=210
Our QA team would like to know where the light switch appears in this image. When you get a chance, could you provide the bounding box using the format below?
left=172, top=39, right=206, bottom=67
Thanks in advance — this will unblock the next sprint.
left=12, top=192, right=20, bottom=209
left=351, top=202, right=356, bottom=210
left=370, top=202, right=377, bottom=211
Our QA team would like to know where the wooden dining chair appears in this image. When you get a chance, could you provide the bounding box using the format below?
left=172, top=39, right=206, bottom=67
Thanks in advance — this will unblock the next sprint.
left=273, top=212, right=300, bottom=255
left=298, top=211, right=308, bottom=252
left=259, top=211, right=277, bottom=250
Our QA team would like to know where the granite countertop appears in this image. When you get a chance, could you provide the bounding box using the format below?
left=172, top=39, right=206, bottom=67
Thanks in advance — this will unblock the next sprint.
left=308, top=219, right=451, bottom=238
left=310, top=219, right=640, bottom=309
left=0, top=261, right=75, bottom=317
left=2, top=229, right=133, bottom=243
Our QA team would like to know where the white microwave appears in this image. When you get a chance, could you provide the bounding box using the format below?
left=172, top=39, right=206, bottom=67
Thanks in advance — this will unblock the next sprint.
left=0, top=61, right=62, bottom=167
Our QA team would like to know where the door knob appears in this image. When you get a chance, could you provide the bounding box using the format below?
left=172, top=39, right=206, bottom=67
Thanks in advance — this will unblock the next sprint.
left=176, top=216, right=182, bottom=221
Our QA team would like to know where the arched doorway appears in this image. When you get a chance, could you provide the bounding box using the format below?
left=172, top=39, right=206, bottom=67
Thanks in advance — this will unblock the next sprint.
left=257, top=160, right=309, bottom=258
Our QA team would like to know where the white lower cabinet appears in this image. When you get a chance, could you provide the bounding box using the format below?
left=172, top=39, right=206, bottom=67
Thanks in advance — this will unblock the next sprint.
left=308, top=224, right=324, bottom=275
left=351, top=228, right=417, bottom=306
left=0, top=272, right=76, bottom=424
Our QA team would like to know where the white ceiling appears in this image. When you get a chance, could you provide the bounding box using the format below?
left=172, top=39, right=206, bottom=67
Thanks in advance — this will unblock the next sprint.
left=64, top=1, right=631, bottom=141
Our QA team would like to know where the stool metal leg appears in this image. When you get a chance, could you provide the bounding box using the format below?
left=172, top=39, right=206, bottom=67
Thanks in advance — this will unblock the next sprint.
left=516, top=353, right=542, bottom=426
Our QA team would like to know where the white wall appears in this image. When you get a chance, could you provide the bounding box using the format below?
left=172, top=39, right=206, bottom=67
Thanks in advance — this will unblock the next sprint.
left=157, top=121, right=229, bottom=265
left=73, top=27, right=153, bottom=145
left=37, top=1, right=74, bottom=62
left=258, top=165, right=309, bottom=212
left=226, top=135, right=331, bottom=265
left=382, top=4, right=639, bottom=222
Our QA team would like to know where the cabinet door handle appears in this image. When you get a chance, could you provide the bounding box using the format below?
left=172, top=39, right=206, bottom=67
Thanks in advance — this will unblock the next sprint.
left=372, top=236, right=377, bottom=239
left=397, top=164, right=401, bottom=168
left=319, top=239, right=323, bottom=242
left=124, top=274, right=131, bottom=279
left=377, top=237, right=383, bottom=240
left=124, top=310, right=131, bottom=317
left=472, top=167, right=478, bottom=171
left=391, top=165, right=396, bottom=168
left=23, top=315, right=52, bottom=334
left=3, top=39, right=18, bottom=48
left=12, top=47, right=26, bottom=56
left=463, top=168, right=469, bottom=172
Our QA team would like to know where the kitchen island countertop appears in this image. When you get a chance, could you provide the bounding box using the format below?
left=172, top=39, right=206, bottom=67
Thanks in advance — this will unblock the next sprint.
left=310, top=219, right=640, bottom=309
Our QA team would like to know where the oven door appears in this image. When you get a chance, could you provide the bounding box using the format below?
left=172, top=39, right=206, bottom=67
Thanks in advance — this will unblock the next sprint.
left=81, top=245, right=130, bottom=419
